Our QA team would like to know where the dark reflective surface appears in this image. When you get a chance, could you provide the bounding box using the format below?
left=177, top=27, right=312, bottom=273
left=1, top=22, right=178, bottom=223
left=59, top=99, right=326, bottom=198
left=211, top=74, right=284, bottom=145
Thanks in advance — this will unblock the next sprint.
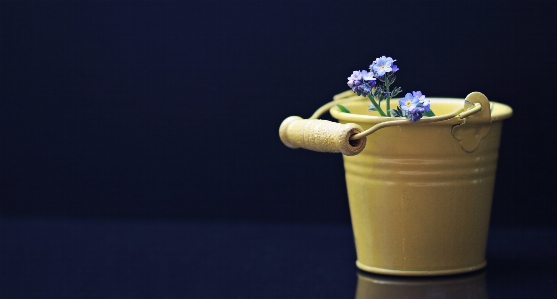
left=356, top=270, right=488, bottom=299
left=1, top=217, right=556, bottom=298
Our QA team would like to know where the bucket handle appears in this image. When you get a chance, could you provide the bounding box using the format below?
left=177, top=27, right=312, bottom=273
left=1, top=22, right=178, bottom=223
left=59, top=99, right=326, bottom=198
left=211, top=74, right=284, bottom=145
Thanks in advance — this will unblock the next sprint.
left=279, top=92, right=489, bottom=155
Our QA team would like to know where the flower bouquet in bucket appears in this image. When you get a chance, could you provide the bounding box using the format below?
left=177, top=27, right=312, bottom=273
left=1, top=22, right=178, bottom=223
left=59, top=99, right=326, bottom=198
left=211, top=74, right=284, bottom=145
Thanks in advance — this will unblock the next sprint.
left=279, top=56, right=513, bottom=276
left=344, top=56, right=433, bottom=122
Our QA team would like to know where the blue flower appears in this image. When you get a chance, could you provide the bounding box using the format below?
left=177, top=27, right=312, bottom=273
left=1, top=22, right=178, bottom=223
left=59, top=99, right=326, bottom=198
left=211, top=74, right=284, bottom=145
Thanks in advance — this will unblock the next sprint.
left=371, top=56, right=396, bottom=76
left=398, top=91, right=431, bottom=122
left=399, top=93, right=419, bottom=113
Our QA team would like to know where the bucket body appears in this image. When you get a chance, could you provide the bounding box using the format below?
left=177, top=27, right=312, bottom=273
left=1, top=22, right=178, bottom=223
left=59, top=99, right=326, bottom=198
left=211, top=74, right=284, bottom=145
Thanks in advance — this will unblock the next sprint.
left=330, top=97, right=512, bottom=276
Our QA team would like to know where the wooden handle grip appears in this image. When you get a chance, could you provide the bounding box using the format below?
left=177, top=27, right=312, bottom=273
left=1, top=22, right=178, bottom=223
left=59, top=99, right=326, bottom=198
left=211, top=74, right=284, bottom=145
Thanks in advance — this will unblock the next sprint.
left=279, top=116, right=366, bottom=156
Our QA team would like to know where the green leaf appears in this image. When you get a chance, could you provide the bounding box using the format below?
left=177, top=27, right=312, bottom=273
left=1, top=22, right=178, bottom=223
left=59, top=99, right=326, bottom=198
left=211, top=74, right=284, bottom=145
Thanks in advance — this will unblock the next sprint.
left=424, top=110, right=436, bottom=117
left=391, top=87, right=402, bottom=97
left=337, top=104, right=351, bottom=113
left=391, top=106, right=404, bottom=117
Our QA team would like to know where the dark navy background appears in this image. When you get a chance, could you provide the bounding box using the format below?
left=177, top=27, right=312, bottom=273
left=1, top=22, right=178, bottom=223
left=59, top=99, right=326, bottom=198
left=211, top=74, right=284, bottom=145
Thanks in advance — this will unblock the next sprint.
left=2, top=1, right=555, bottom=227
left=1, top=2, right=557, bottom=298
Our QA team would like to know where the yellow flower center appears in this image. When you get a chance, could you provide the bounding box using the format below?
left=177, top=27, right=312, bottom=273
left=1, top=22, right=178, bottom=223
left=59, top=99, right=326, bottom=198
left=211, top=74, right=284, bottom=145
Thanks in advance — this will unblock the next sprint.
left=405, top=100, right=412, bottom=107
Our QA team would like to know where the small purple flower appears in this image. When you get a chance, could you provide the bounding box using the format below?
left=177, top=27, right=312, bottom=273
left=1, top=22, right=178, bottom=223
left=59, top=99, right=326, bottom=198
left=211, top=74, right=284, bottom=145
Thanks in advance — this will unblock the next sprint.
left=372, top=56, right=396, bottom=76
left=347, top=71, right=363, bottom=88
left=407, top=109, right=423, bottom=122
left=412, top=91, right=430, bottom=112
left=391, top=64, right=399, bottom=73
left=348, top=70, right=376, bottom=96
left=352, top=83, right=373, bottom=97
left=412, top=91, right=424, bottom=100
left=361, top=70, right=376, bottom=83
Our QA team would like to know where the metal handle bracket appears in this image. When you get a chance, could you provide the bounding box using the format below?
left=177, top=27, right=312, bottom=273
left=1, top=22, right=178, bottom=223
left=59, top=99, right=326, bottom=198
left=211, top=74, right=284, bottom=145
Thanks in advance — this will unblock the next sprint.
left=451, top=92, right=492, bottom=152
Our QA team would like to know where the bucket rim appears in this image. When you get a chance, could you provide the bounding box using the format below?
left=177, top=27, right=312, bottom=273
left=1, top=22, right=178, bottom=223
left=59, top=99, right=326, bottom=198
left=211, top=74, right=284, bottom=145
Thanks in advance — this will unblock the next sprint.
left=330, top=97, right=513, bottom=125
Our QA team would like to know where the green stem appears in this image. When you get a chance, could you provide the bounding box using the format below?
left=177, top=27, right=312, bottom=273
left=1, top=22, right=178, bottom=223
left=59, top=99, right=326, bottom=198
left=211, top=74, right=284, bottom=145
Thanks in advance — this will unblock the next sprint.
left=386, top=94, right=391, bottom=117
left=368, top=94, right=386, bottom=116
left=384, top=78, right=391, bottom=117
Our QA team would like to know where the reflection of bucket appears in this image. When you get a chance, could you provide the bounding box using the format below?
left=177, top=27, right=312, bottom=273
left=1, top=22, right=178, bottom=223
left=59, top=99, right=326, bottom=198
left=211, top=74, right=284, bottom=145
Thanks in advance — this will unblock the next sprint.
left=330, top=95, right=513, bottom=276
left=355, top=270, right=488, bottom=299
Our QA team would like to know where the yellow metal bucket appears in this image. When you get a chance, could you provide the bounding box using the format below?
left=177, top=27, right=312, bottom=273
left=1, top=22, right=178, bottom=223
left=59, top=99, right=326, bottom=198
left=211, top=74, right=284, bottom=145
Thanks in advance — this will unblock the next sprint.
left=280, top=91, right=513, bottom=276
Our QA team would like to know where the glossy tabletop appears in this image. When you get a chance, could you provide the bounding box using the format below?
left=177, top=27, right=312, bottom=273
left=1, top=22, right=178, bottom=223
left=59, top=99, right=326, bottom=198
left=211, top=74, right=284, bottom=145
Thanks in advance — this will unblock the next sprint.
left=1, top=217, right=556, bottom=298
